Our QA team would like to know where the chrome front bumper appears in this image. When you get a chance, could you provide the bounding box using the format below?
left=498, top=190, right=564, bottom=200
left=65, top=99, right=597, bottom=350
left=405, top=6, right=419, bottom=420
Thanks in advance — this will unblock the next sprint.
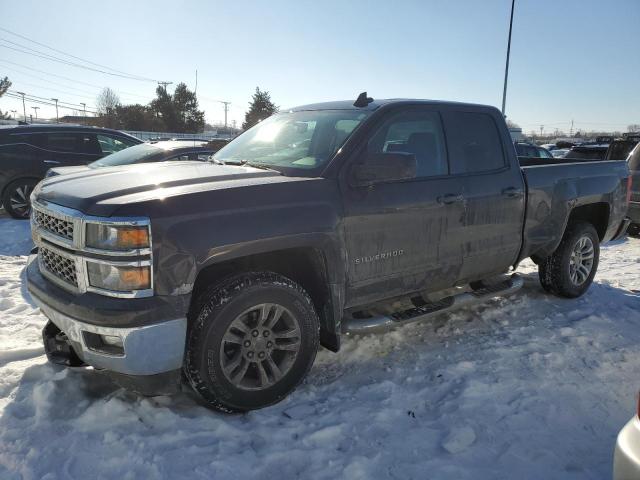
left=35, top=299, right=187, bottom=376
left=614, top=416, right=640, bottom=480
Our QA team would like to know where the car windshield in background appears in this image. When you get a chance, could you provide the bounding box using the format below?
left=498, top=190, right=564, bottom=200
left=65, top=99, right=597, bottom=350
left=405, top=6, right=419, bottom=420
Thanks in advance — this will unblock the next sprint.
left=213, top=110, right=370, bottom=173
left=91, top=143, right=162, bottom=167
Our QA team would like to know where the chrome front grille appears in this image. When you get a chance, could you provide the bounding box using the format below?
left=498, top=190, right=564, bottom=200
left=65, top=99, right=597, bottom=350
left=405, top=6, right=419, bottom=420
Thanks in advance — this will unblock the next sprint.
left=39, top=245, right=78, bottom=288
left=33, top=208, right=74, bottom=240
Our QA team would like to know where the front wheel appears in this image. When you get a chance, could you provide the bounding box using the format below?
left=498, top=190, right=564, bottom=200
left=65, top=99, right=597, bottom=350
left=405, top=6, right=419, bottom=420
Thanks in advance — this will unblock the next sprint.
left=2, top=179, right=38, bottom=219
left=538, top=221, right=600, bottom=298
left=184, top=272, right=319, bottom=412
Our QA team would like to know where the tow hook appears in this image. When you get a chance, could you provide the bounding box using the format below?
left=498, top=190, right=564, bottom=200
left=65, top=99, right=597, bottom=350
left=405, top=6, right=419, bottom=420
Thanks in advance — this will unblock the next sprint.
left=42, top=321, right=86, bottom=367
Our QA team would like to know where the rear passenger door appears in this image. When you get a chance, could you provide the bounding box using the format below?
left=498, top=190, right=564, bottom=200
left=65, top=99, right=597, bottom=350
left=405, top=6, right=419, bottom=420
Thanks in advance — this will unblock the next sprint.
left=40, top=132, right=102, bottom=167
left=441, top=109, right=526, bottom=282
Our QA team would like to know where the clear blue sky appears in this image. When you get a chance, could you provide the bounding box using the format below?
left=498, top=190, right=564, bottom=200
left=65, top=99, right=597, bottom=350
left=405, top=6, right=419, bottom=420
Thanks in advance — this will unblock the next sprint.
left=1, top=0, right=638, bottom=134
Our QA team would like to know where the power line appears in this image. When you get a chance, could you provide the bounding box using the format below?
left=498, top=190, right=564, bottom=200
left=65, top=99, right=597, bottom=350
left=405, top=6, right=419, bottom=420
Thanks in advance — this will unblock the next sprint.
left=0, top=59, right=151, bottom=99
left=0, top=40, right=164, bottom=83
left=0, top=26, right=159, bottom=80
left=5, top=91, right=99, bottom=113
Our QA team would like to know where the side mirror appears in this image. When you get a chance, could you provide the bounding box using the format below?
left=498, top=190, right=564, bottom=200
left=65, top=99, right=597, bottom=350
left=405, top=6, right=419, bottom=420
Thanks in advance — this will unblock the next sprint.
left=351, top=152, right=417, bottom=187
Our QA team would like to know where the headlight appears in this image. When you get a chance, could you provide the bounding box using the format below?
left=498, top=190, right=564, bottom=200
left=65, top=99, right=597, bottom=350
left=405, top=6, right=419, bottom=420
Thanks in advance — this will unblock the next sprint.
left=87, top=262, right=151, bottom=292
left=85, top=224, right=150, bottom=251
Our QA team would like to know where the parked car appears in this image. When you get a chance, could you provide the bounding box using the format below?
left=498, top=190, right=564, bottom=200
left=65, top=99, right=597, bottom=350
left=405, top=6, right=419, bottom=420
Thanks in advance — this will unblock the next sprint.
left=627, top=143, right=640, bottom=236
left=564, top=144, right=609, bottom=161
left=606, top=137, right=639, bottom=161
left=551, top=148, right=570, bottom=158
left=27, top=95, right=631, bottom=412
left=514, top=142, right=554, bottom=159
left=46, top=140, right=227, bottom=177
left=0, top=125, right=141, bottom=218
left=541, top=143, right=557, bottom=151
left=613, top=393, right=640, bottom=480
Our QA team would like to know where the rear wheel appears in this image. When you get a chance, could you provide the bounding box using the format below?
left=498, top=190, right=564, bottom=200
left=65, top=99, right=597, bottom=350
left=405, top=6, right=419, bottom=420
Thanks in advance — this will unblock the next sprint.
left=2, top=179, right=38, bottom=219
left=538, top=221, right=600, bottom=298
left=628, top=223, right=640, bottom=237
left=184, top=272, right=319, bottom=412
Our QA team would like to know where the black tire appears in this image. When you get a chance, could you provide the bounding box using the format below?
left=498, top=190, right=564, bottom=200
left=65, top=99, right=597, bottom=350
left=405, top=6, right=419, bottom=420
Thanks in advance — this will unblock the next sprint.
left=2, top=178, right=38, bottom=219
left=184, top=272, right=319, bottom=412
left=538, top=221, right=600, bottom=298
left=628, top=223, right=640, bottom=237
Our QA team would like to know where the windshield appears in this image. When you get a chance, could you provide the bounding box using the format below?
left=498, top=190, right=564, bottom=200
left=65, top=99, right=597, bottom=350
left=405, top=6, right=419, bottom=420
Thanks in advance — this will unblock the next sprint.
left=213, top=110, right=370, bottom=173
left=91, top=143, right=162, bottom=167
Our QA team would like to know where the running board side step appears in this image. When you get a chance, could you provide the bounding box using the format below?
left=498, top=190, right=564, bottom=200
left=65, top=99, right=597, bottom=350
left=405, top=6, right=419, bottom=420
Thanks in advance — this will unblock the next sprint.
left=342, top=274, right=524, bottom=335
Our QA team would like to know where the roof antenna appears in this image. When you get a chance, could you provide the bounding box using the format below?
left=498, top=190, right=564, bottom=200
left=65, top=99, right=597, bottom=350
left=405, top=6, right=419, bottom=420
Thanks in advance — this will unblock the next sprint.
left=353, top=91, right=373, bottom=108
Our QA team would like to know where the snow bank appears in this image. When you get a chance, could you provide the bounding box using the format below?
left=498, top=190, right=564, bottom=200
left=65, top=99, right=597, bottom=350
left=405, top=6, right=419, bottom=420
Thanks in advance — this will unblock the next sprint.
left=0, top=217, right=638, bottom=479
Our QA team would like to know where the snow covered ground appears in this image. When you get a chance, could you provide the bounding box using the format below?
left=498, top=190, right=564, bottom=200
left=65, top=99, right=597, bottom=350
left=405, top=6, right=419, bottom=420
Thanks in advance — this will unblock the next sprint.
left=0, top=215, right=638, bottom=480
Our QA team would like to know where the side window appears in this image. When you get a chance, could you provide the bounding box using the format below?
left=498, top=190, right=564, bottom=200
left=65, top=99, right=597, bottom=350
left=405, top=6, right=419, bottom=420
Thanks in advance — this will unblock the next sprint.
left=44, top=133, right=79, bottom=153
left=97, top=135, right=136, bottom=155
left=368, top=109, right=448, bottom=178
left=77, top=134, right=101, bottom=155
left=443, top=111, right=506, bottom=174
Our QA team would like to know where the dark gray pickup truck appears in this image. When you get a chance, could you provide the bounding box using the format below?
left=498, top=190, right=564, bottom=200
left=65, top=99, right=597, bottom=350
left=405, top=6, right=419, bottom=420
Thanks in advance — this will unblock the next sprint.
left=26, top=95, right=631, bottom=412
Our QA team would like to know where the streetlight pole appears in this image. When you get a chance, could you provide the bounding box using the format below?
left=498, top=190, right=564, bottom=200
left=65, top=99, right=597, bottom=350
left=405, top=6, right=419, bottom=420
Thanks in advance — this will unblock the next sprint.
left=51, top=98, right=59, bottom=122
left=31, top=106, right=39, bottom=120
left=501, top=0, right=516, bottom=116
left=16, top=91, right=26, bottom=122
left=80, top=103, right=86, bottom=124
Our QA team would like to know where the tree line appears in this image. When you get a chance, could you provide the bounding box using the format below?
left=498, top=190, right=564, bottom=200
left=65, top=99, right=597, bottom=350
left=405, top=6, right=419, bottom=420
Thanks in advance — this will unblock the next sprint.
left=97, top=84, right=277, bottom=133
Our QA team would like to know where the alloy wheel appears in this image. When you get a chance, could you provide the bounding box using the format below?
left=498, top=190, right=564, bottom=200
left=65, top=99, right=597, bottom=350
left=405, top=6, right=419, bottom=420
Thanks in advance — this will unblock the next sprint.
left=219, top=303, right=301, bottom=391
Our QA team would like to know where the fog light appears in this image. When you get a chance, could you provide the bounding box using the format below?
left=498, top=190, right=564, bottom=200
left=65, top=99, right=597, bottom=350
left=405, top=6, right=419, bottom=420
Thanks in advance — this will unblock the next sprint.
left=82, top=331, right=125, bottom=356
left=101, top=335, right=123, bottom=348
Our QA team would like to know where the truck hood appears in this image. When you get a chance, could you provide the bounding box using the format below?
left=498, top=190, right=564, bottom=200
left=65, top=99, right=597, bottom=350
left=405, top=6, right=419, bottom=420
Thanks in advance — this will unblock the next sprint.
left=48, top=165, right=92, bottom=177
left=34, top=161, right=288, bottom=216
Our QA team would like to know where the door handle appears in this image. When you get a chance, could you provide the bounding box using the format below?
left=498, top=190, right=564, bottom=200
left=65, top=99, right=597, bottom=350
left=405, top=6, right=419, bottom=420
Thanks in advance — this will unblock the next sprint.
left=501, top=187, right=524, bottom=198
left=43, top=160, right=61, bottom=165
left=437, top=193, right=465, bottom=205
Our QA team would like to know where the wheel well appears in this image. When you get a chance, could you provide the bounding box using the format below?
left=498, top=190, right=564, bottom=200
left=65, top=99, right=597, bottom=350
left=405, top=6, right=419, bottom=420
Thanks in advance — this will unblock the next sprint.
left=567, top=202, right=609, bottom=240
left=190, top=247, right=333, bottom=341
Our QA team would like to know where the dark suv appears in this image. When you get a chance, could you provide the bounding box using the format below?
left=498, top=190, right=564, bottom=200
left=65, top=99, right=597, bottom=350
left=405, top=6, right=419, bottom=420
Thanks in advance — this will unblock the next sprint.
left=0, top=125, right=141, bottom=218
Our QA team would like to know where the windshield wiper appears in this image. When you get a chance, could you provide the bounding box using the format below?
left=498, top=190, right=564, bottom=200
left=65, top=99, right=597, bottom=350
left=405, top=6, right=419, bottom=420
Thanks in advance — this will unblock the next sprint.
left=223, top=160, right=280, bottom=172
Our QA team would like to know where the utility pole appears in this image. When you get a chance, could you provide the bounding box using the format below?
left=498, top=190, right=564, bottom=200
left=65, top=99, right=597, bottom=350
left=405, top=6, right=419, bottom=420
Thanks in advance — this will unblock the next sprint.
left=501, top=0, right=516, bottom=116
left=158, top=81, right=173, bottom=92
left=570, top=119, right=574, bottom=136
left=16, top=91, right=26, bottom=122
left=51, top=98, right=59, bottom=122
left=539, top=125, right=544, bottom=137
left=80, top=103, right=86, bottom=124
left=219, top=101, right=231, bottom=129
left=31, top=106, right=39, bottom=120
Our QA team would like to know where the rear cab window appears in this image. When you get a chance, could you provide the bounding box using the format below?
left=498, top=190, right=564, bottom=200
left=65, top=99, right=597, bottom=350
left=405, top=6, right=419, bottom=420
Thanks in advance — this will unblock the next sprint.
left=629, top=144, right=640, bottom=171
left=442, top=111, right=506, bottom=174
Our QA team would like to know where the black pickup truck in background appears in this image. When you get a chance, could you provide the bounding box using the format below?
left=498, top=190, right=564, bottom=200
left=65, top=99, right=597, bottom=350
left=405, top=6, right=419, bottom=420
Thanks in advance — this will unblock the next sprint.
left=26, top=94, right=632, bottom=412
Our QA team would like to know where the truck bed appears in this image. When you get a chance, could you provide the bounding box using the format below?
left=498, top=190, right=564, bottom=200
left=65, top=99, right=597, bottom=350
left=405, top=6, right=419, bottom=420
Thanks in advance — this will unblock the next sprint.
left=518, top=159, right=629, bottom=262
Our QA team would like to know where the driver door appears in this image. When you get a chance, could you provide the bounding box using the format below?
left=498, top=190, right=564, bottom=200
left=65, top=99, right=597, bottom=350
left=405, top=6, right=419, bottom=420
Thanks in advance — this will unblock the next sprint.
left=340, top=107, right=465, bottom=308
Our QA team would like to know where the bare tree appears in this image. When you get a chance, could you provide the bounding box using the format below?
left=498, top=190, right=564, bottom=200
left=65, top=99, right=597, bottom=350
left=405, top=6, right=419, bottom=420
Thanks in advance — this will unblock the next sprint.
left=96, top=87, right=120, bottom=127
left=628, top=124, right=640, bottom=133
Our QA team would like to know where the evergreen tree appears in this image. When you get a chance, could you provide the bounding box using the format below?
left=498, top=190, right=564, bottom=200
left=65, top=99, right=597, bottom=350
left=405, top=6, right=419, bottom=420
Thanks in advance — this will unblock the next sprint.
left=173, top=83, right=205, bottom=133
left=243, top=87, right=277, bottom=130
left=149, top=83, right=204, bottom=133
left=0, top=77, right=12, bottom=120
